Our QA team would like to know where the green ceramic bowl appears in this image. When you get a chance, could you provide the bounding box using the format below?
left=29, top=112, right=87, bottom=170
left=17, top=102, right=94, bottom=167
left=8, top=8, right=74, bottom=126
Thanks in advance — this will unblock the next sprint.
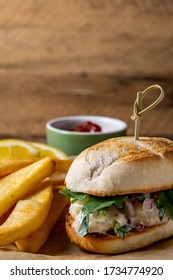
left=46, top=116, right=127, bottom=156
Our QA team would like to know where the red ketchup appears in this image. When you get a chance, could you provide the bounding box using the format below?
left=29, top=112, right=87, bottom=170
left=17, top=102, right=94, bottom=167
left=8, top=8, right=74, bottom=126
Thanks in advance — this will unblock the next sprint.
left=72, top=121, right=102, bottom=132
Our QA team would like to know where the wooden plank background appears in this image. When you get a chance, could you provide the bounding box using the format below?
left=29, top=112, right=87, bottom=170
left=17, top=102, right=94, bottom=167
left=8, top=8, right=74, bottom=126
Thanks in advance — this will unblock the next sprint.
left=0, top=0, right=173, bottom=141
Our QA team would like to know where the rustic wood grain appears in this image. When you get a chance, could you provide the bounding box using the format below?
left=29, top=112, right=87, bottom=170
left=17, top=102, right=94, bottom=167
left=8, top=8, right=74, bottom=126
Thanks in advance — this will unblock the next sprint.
left=0, top=0, right=173, bottom=76
left=0, top=73, right=172, bottom=140
left=0, top=0, right=172, bottom=141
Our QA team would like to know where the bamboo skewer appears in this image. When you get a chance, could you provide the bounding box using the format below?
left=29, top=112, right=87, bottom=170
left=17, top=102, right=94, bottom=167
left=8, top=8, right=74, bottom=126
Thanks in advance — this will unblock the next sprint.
left=131, top=85, right=165, bottom=140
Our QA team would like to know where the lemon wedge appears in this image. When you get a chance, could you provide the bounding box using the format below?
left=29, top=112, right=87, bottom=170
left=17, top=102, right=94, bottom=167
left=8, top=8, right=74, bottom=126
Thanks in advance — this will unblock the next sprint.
left=31, top=142, right=68, bottom=159
left=0, top=139, right=39, bottom=159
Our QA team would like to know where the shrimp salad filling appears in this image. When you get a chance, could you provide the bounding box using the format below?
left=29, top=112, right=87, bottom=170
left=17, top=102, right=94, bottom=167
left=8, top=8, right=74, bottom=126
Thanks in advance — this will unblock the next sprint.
left=60, top=188, right=173, bottom=240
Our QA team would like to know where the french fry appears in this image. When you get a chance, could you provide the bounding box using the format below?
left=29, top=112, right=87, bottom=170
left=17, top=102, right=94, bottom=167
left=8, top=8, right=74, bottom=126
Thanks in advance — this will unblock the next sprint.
left=0, top=158, right=38, bottom=178
left=0, top=185, right=53, bottom=247
left=0, top=206, right=15, bottom=226
left=54, top=158, right=73, bottom=172
left=16, top=187, right=69, bottom=253
left=49, top=171, right=66, bottom=186
left=0, top=157, right=55, bottom=217
left=0, top=157, right=72, bottom=178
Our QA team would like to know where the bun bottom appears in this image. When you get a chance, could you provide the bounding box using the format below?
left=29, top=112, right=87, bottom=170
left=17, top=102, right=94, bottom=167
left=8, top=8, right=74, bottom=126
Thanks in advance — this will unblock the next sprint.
left=65, top=213, right=173, bottom=254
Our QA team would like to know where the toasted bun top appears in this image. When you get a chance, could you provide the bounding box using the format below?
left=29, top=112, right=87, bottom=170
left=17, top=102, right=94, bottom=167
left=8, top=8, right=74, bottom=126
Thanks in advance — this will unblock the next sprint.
left=65, top=137, right=173, bottom=196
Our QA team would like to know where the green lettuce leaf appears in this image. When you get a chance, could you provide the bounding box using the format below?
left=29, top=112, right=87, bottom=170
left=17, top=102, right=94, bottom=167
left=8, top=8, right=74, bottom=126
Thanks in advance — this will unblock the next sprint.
left=136, top=194, right=145, bottom=203
left=78, top=207, right=89, bottom=237
left=79, top=195, right=124, bottom=237
left=114, top=223, right=133, bottom=240
left=59, top=188, right=86, bottom=203
left=156, top=191, right=173, bottom=220
left=60, top=188, right=124, bottom=237
left=83, top=195, right=124, bottom=213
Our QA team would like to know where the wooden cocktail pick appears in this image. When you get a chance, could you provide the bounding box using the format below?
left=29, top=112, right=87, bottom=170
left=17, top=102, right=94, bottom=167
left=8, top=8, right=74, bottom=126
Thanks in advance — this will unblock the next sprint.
left=131, top=85, right=165, bottom=140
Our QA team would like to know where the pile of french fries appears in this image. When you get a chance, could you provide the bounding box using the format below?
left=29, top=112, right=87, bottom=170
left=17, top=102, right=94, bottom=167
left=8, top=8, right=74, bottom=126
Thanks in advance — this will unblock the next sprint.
left=0, top=153, right=72, bottom=253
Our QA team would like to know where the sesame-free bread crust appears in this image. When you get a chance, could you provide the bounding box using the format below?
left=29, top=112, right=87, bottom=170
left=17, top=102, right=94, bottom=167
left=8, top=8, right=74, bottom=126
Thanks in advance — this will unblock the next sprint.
left=65, top=137, right=173, bottom=196
left=66, top=213, right=173, bottom=255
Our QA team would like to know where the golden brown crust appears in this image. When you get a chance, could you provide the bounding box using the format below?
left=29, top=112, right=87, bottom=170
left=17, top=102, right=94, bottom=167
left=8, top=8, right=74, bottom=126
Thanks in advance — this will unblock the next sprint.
left=65, top=214, right=173, bottom=254
left=65, top=137, right=173, bottom=196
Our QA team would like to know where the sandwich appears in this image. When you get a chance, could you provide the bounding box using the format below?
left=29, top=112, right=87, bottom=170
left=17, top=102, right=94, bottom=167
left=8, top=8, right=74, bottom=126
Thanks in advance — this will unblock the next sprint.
left=60, top=136, right=173, bottom=254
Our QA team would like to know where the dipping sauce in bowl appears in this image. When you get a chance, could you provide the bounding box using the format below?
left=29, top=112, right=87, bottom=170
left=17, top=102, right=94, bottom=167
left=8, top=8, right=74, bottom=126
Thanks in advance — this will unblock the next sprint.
left=72, top=121, right=102, bottom=132
left=46, top=115, right=127, bottom=155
